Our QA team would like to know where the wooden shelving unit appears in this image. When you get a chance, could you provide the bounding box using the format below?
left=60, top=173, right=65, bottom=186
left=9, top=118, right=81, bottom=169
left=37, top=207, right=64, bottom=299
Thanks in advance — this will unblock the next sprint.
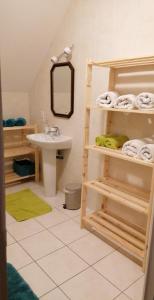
left=4, top=125, right=39, bottom=185
left=81, top=56, right=154, bottom=270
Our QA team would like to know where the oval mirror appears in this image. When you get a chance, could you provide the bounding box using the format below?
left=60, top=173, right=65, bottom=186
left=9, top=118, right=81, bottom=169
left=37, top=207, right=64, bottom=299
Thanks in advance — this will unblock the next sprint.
left=50, top=62, right=75, bottom=118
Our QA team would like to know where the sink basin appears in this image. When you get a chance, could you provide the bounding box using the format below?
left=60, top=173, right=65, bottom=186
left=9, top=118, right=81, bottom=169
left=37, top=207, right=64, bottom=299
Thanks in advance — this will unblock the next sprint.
left=27, top=133, right=72, bottom=150
left=27, top=133, right=72, bottom=197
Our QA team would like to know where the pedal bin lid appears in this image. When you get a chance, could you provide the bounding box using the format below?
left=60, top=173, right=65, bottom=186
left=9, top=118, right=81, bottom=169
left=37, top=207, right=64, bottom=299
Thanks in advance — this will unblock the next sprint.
left=65, top=183, right=81, bottom=193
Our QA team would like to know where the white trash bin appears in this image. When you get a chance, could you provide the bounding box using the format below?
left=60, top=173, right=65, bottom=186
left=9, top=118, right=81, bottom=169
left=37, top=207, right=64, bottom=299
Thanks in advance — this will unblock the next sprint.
left=63, top=183, right=81, bottom=210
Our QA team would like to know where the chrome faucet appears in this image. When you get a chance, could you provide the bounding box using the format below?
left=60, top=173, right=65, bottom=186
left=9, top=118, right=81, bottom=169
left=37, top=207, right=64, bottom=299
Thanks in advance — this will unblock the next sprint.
left=46, top=126, right=60, bottom=137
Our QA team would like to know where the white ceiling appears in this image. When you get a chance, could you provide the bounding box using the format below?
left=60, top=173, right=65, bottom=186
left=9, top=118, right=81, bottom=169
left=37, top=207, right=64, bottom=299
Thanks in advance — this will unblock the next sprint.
left=0, top=0, right=72, bottom=92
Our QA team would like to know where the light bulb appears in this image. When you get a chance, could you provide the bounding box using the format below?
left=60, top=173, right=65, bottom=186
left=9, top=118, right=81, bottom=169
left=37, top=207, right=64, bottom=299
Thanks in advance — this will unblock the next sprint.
left=64, top=47, right=72, bottom=55
left=51, top=56, right=58, bottom=63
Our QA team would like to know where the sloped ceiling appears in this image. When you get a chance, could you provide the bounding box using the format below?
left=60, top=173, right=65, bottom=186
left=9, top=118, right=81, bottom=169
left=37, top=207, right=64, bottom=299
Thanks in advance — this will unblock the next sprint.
left=0, top=0, right=72, bottom=92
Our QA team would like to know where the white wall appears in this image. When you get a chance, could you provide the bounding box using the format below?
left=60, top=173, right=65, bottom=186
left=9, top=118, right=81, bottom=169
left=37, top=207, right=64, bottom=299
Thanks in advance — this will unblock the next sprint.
left=0, top=0, right=72, bottom=92
left=29, top=0, right=154, bottom=205
left=2, top=92, right=30, bottom=122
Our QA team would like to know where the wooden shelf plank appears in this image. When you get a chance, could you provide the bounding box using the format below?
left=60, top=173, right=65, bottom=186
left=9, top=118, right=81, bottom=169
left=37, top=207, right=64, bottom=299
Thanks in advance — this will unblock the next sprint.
left=95, top=179, right=149, bottom=208
left=97, top=211, right=146, bottom=242
left=3, top=125, right=36, bottom=131
left=84, top=180, right=149, bottom=215
left=91, top=214, right=144, bottom=250
left=101, top=177, right=149, bottom=202
left=5, top=172, right=35, bottom=184
left=4, top=146, right=35, bottom=159
left=82, top=211, right=144, bottom=265
left=87, top=105, right=154, bottom=115
left=89, top=56, right=154, bottom=68
left=85, top=145, right=154, bottom=168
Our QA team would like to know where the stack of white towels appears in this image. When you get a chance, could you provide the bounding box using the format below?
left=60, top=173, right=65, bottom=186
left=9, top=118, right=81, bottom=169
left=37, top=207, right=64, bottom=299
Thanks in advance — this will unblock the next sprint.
left=122, top=137, right=154, bottom=162
left=96, top=91, right=154, bottom=110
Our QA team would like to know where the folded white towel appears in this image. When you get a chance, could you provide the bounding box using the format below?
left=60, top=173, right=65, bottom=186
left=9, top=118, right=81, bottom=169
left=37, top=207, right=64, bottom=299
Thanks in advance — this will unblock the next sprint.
left=122, top=139, right=146, bottom=157
left=139, top=144, right=154, bottom=162
left=114, top=94, right=136, bottom=109
left=136, top=92, right=154, bottom=109
left=122, top=137, right=154, bottom=157
left=96, top=91, right=119, bottom=108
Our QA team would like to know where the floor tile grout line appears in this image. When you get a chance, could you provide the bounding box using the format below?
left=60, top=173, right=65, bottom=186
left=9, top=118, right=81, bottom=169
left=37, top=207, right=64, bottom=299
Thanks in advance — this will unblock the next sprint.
left=58, top=287, right=71, bottom=300
left=91, top=265, right=123, bottom=293
left=39, top=285, right=71, bottom=300
left=89, top=249, right=116, bottom=266
left=45, top=228, right=91, bottom=266
left=48, top=228, right=89, bottom=247
left=67, top=242, right=116, bottom=267
left=36, top=256, right=89, bottom=291
left=34, top=214, right=72, bottom=229
left=7, top=231, right=17, bottom=246
left=16, top=227, right=66, bottom=244
left=17, top=246, right=59, bottom=291
left=113, top=291, right=132, bottom=300
left=19, top=243, right=66, bottom=262
left=7, top=227, right=45, bottom=243
left=122, top=293, right=133, bottom=300
left=38, top=286, right=58, bottom=299
left=92, top=263, right=144, bottom=296
left=17, top=261, right=36, bottom=272
left=122, top=273, right=145, bottom=297
left=57, top=265, right=90, bottom=288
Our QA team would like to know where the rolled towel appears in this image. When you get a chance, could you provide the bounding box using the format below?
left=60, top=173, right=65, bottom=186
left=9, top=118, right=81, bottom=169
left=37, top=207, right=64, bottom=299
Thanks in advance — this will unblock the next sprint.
left=15, top=117, right=27, bottom=126
left=103, top=135, right=129, bottom=149
left=136, top=92, right=154, bottom=109
left=139, top=144, right=154, bottom=162
left=96, top=91, right=119, bottom=108
left=5, top=118, right=16, bottom=127
left=3, top=120, right=6, bottom=127
left=114, top=94, right=136, bottom=109
left=95, top=135, right=108, bottom=146
left=122, top=137, right=154, bottom=157
left=96, top=135, right=129, bottom=149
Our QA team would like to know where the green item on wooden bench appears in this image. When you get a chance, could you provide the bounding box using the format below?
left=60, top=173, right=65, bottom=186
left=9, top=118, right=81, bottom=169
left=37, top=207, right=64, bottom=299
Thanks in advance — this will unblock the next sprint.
left=95, top=134, right=129, bottom=149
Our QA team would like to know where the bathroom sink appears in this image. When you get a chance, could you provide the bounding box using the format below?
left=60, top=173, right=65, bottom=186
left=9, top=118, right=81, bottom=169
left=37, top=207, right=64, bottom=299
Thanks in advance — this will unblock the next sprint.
left=27, top=133, right=72, bottom=150
left=27, top=133, right=72, bottom=197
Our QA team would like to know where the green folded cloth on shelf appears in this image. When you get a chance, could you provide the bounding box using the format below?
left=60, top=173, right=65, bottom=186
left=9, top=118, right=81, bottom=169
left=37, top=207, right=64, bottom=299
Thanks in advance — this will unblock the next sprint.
left=95, top=134, right=129, bottom=149
left=15, top=117, right=27, bottom=126
left=95, top=135, right=108, bottom=146
left=5, top=118, right=16, bottom=127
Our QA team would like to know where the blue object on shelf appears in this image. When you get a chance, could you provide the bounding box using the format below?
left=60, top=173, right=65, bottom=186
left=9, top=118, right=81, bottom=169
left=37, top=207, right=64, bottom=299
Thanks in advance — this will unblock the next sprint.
left=3, top=120, right=6, bottom=127
left=5, top=118, right=16, bottom=127
left=15, top=117, right=27, bottom=126
left=13, top=159, right=35, bottom=177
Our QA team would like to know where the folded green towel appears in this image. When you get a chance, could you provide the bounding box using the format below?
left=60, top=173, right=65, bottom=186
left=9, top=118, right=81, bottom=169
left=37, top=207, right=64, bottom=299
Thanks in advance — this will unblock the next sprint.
left=95, top=135, right=108, bottom=146
left=95, top=135, right=129, bottom=149
left=5, top=118, right=16, bottom=127
left=15, top=117, right=27, bottom=126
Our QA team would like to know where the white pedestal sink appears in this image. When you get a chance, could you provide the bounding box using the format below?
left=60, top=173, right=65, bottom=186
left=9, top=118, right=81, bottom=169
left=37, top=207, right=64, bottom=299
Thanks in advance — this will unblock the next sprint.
left=27, top=133, right=72, bottom=196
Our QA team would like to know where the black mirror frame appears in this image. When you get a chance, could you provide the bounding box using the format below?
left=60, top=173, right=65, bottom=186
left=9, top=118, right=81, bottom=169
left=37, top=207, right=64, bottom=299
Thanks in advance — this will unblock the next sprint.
left=50, top=62, right=75, bottom=118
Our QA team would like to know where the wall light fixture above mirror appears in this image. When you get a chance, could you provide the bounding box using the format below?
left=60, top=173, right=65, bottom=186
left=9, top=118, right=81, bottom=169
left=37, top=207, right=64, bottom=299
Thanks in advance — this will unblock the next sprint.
left=50, top=62, right=74, bottom=118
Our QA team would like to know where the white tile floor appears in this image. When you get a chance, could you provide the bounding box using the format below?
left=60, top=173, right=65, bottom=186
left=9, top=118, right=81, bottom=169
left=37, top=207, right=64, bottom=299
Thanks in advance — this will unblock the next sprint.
left=6, top=182, right=145, bottom=299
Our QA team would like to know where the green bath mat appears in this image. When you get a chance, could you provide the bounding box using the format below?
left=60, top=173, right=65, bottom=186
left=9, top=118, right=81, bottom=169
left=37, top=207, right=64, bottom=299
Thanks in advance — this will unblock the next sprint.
left=7, top=263, right=38, bottom=300
left=6, top=189, right=52, bottom=221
